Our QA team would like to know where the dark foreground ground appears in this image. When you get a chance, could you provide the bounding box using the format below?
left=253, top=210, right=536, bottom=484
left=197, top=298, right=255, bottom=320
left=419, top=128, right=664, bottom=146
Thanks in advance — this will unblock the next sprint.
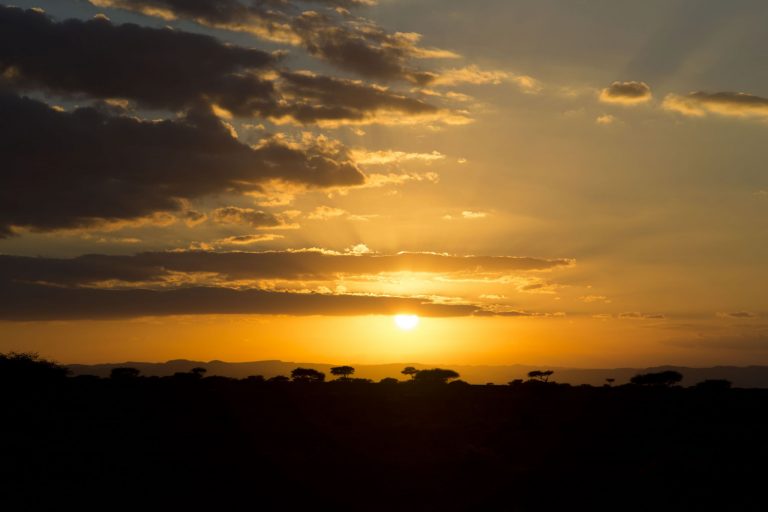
left=3, top=378, right=768, bottom=511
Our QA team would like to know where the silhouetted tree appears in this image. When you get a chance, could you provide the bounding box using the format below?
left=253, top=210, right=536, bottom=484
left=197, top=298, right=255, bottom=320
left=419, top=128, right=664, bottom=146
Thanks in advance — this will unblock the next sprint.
left=267, top=375, right=289, bottom=383
left=379, top=377, right=399, bottom=385
left=605, top=378, right=615, bottom=386
left=527, top=370, right=554, bottom=383
left=191, top=367, right=207, bottom=379
left=0, top=352, right=69, bottom=381
left=694, top=379, right=732, bottom=391
left=630, top=370, right=683, bottom=387
left=401, top=366, right=419, bottom=380
left=291, top=367, right=326, bottom=383
left=508, top=379, right=524, bottom=386
left=330, top=365, right=355, bottom=380
left=244, top=375, right=265, bottom=383
left=172, top=367, right=206, bottom=381
left=413, top=368, right=460, bottom=384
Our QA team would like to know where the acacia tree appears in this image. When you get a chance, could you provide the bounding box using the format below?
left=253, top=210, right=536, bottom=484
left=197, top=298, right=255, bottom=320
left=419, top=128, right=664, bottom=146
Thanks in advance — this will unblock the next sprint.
left=330, top=366, right=355, bottom=380
left=401, top=366, right=419, bottom=380
left=412, top=368, right=460, bottom=385
left=291, top=367, right=326, bottom=383
left=527, top=370, right=554, bottom=383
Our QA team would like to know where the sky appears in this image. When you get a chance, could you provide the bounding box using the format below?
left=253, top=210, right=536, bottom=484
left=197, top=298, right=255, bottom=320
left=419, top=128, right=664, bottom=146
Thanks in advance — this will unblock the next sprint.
left=1, top=0, right=767, bottom=367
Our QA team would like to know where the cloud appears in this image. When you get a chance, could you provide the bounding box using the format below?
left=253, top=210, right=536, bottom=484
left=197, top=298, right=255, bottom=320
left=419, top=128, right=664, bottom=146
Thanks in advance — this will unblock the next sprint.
left=717, top=311, right=757, bottom=319
left=0, top=251, right=574, bottom=287
left=307, top=206, right=348, bottom=220
left=579, top=295, right=611, bottom=304
left=212, top=207, right=296, bottom=229
left=666, top=333, right=768, bottom=351
left=662, top=91, right=768, bottom=118
left=273, top=71, right=467, bottom=126
left=596, top=114, right=617, bottom=125
left=0, top=280, right=482, bottom=321
left=350, top=149, right=445, bottom=165
left=214, top=234, right=284, bottom=246
left=0, top=93, right=364, bottom=235
left=1, top=7, right=455, bottom=126
left=618, top=312, right=665, bottom=320
left=599, top=81, right=652, bottom=105
left=427, top=65, right=541, bottom=93
left=0, top=6, right=277, bottom=114
left=88, top=0, right=455, bottom=83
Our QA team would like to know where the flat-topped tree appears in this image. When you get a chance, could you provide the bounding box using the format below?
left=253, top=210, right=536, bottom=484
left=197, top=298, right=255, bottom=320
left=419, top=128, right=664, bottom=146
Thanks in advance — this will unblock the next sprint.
left=291, top=367, right=326, bottom=383
left=527, top=370, right=554, bottom=383
left=401, top=366, right=419, bottom=380
left=412, top=368, right=460, bottom=385
left=330, top=366, right=355, bottom=380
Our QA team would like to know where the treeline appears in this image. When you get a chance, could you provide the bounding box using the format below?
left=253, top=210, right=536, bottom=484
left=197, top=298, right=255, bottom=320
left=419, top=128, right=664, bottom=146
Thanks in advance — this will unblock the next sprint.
left=0, top=352, right=735, bottom=390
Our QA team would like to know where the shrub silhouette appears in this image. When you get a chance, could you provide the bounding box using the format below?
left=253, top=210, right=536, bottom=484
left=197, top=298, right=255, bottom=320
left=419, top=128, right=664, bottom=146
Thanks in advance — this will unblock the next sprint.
left=412, top=368, right=460, bottom=384
left=401, top=366, right=419, bottom=380
left=291, top=367, right=326, bottom=383
left=630, top=370, right=683, bottom=387
left=110, top=367, right=141, bottom=379
left=379, top=377, right=399, bottom=385
left=0, top=352, right=69, bottom=381
left=330, top=365, right=355, bottom=380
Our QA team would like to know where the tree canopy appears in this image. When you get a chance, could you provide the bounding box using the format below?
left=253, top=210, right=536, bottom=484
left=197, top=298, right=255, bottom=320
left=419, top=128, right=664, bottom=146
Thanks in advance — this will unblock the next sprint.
left=330, top=366, right=355, bottom=380
left=412, top=368, right=460, bottom=384
left=291, top=367, right=326, bottom=383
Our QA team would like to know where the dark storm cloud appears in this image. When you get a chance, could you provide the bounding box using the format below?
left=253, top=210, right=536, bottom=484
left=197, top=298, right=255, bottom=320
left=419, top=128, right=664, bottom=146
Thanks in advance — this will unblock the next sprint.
left=0, top=251, right=573, bottom=286
left=0, top=6, right=447, bottom=124
left=599, top=81, right=652, bottom=105
left=0, top=93, right=364, bottom=235
left=0, top=6, right=278, bottom=115
left=89, top=0, right=450, bottom=83
left=0, top=281, right=480, bottom=321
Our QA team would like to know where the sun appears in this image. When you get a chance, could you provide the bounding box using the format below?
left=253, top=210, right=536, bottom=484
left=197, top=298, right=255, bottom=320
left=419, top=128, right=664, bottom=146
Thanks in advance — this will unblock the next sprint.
left=394, top=314, right=420, bottom=331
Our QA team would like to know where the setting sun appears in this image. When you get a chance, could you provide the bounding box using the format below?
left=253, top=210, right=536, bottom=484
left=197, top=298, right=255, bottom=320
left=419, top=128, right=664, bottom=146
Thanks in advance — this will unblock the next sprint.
left=394, top=314, right=420, bottom=331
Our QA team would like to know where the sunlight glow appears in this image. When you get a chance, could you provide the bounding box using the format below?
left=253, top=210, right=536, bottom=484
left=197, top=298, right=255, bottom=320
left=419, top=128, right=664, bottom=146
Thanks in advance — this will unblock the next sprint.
left=394, top=314, right=420, bottom=331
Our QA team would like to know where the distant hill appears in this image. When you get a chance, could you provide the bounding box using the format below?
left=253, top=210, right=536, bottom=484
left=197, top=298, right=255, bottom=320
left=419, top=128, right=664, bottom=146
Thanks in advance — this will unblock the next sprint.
left=66, top=360, right=768, bottom=387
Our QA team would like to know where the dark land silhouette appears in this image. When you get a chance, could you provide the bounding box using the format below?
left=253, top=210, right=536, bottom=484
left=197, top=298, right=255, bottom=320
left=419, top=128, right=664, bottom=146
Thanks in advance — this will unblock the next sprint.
left=65, top=359, right=768, bottom=387
left=3, top=352, right=768, bottom=510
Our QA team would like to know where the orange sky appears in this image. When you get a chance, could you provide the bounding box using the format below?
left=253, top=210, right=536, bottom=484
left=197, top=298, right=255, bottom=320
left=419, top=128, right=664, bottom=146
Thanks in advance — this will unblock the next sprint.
left=1, top=0, right=767, bottom=366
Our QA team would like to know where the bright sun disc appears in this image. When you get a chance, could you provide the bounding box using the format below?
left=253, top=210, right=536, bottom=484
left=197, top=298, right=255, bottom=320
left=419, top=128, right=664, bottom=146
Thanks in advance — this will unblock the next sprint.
left=394, top=314, right=419, bottom=331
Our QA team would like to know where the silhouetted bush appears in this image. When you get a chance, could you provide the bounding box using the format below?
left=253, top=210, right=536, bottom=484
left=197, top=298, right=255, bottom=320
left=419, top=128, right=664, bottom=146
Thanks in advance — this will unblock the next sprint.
left=630, top=370, right=683, bottom=387
left=379, top=377, right=399, bottom=385
left=0, top=352, right=69, bottom=381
